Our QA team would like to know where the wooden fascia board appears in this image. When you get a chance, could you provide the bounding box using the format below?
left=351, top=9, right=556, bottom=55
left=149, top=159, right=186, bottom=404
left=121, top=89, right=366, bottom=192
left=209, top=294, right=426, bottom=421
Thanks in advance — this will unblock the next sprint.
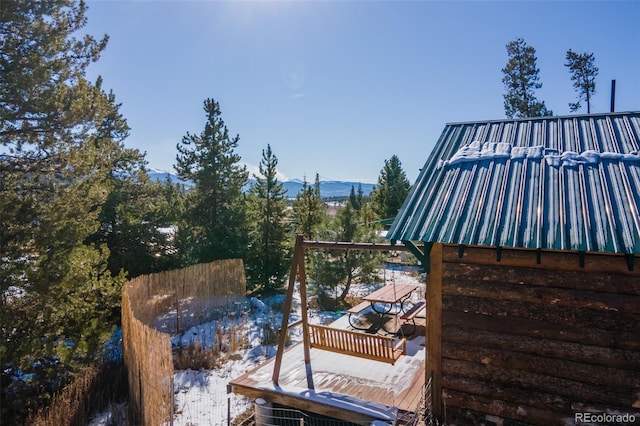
left=228, top=383, right=384, bottom=424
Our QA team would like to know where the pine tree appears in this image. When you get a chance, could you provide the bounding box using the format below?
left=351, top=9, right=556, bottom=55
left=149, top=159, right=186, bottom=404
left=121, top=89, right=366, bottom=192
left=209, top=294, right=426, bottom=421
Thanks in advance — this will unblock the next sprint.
left=311, top=204, right=384, bottom=306
left=565, top=49, right=599, bottom=113
left=356, top=184, right=365, bottom=209
left=175, top=98, right=249, bottom=263
left=90, top=171, right=183, bottom=278
left=502, top=38, right=553, bottom=118
left=370, top=155, right=411, bottom=220
left=348, top=185, right=365, bottom=211
left=0, top=1, right=145, bottom=421
left=246, top=145, right=290, bottom=292
left=86, top=89, right=182, bottom=278
left=292, top=177, right=324, bottom=239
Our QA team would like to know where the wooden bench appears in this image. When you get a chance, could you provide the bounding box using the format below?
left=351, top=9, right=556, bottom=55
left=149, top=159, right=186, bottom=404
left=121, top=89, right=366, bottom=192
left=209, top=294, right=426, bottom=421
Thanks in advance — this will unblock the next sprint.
left=309, top=324, right=406, bottom=364
left=399, top=301, right=426, bottom=336
left=347, top=301, right=371, bottom=315
left=400, top=301, right=426, bottom=321
left=347, top=301, right=374, bottom=330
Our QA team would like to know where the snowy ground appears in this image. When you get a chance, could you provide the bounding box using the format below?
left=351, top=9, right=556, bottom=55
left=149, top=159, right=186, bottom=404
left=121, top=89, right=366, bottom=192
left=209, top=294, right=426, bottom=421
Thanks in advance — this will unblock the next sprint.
left=89, top=269, right=425, bottom=426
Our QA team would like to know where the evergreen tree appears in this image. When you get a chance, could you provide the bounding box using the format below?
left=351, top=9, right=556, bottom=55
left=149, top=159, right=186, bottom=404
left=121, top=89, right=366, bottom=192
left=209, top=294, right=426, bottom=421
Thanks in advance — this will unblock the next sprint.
left=502, top=38, right=553, bottom=118
left=88, top=91, right=184, bottom=277
left=175, top=98, right=249, bottom=263
left=90, top=171, right=184, bottom=278
left=565, top=49, right=599, bottom=113
left=311, top=204, right=384, bottom=306
left=0, top=1, right=144, bottom=421
left=292, top=177, right=324, bottom=239
left=370, top=155, right=411, bottom=220
left=246, top=145, right=290, bottom=292
left=356, top=184, right=365, bottom=209
left=359, top=199, right=377, bottom=226
left=314, top=172, right=321, bottom=197
left=348, top=184, right=365, bottom=211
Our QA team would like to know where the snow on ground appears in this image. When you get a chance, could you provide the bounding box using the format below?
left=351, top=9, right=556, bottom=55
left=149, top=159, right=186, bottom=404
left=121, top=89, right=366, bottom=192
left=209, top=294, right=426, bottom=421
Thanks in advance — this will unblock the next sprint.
left=87, top=403, right=127, bottom=426
left=89, top=268, right=425, bottom=426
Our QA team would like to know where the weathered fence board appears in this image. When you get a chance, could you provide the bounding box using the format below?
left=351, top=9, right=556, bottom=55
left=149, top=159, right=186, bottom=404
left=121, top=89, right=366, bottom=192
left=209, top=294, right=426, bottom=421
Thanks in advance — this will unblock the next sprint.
left=122, top=259, right=246, bottom=426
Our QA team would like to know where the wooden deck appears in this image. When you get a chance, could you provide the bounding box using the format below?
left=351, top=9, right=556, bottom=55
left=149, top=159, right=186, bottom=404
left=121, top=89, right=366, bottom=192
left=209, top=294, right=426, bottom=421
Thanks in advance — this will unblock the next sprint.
left=229, top=317, right=427, bottom=423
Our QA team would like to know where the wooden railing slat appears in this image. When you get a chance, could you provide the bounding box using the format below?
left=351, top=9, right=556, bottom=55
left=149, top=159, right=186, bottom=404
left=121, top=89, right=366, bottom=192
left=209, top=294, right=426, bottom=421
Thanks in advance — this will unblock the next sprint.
left=308, top=324, right=406, bottom=364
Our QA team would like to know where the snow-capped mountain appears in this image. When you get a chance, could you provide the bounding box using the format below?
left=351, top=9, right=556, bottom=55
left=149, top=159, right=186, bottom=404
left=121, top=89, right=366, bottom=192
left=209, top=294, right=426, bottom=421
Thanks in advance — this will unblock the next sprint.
left=147, top=169, right=374, bottom=199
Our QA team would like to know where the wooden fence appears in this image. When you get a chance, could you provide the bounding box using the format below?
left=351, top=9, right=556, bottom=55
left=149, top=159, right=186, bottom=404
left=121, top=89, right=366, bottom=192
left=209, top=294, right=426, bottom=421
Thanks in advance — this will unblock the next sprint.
left=122, top=259, right=246, bottom=425
left=427, top=243, right=640, bottom=425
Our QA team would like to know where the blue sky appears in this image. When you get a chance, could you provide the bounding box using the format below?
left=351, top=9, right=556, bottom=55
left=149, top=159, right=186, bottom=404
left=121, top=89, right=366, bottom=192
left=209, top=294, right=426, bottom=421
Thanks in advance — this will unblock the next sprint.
left=84, top=0, right=640, bottom=183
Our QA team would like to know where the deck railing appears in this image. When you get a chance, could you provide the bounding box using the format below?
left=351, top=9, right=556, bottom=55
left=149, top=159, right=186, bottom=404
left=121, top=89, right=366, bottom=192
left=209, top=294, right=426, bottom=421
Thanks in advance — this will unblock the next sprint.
left=308, top=324, right=406, bottom=364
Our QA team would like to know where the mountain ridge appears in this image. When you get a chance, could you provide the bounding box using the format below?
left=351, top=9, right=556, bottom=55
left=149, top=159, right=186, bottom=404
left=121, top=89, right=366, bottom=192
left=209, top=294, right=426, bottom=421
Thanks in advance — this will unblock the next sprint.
left=147, top=169, right=375, bottom=199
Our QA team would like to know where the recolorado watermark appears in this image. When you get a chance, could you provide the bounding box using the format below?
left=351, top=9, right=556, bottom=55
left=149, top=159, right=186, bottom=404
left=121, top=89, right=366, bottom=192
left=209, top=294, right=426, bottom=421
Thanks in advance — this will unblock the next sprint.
left=575, top=412, right=637, bottom=424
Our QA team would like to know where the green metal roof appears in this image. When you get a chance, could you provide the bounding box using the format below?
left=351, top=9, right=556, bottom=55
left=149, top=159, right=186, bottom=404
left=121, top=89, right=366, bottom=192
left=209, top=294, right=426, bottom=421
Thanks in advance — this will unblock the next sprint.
left=387, top=112, right=640, bottom=254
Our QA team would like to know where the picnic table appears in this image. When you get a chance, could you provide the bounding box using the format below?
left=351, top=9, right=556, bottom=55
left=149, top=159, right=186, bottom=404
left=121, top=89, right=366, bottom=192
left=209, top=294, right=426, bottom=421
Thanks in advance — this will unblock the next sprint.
left=348, top=283, right=417, bottom=334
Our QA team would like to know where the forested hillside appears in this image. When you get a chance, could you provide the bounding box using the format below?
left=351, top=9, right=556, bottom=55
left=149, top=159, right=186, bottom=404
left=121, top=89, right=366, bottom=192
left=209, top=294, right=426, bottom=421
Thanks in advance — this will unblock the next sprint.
left=0, top=2, right=413, bottom=422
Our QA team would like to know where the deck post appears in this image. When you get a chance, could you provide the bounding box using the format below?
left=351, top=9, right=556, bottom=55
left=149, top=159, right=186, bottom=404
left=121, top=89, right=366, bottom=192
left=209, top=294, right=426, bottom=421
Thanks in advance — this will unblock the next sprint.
left=272, top=234, right=304, bottom=384
left=427, top=243, right=443, bottom=420
left=298, top=243, right=314, bottom=389
left=298, top=251, right=311, bottom=365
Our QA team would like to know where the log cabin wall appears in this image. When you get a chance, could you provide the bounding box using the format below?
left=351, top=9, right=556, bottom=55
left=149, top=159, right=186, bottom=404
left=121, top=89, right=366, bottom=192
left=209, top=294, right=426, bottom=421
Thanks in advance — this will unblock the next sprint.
left=428, top=243, right=640, bottom=425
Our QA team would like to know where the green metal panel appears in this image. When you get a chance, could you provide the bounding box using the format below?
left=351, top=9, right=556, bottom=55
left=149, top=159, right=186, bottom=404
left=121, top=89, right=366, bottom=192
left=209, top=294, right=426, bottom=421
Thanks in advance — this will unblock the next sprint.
left=387, top=112, right=640, bottom=254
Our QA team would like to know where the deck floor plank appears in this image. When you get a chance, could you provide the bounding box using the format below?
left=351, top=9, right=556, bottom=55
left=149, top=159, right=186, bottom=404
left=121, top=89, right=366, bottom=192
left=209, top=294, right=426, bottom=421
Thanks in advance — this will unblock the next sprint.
left=229, top=319, right=427, bottom=421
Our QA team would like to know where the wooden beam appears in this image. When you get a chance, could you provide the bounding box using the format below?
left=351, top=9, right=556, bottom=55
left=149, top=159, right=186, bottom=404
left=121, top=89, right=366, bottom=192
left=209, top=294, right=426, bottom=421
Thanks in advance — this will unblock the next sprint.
left=272, top=234, right=304, bottom=384
left=298, top=248, right=314, bottom=389
left=301, top=240, right=410, bottom=251
left=441, top=340, right=640, bottom=389
left=442, top=358, right=635, bottom=407
left=443, top=261, right=640, bottom=295
left=442, top=375, right=573, bottom=413
left=442, top=294, right=640, bottom=334
left=427, top=243, right=443, bottom=420
left=442, top=276, right=640, bottom=314
left=401, top=240, right=431, bottom=272
left=442, top=244, right=640, bottom=276
left=442, top=310, right=640, bottom=352
left=441, top=324, right=640, bottom=371
left=280, top=319, right=302, bottom=331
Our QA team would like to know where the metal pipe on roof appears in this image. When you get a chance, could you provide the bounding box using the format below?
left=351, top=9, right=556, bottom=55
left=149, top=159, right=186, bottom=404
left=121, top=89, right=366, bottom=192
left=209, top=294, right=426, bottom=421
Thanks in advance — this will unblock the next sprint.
left=611, top=79, right=616, bottom=113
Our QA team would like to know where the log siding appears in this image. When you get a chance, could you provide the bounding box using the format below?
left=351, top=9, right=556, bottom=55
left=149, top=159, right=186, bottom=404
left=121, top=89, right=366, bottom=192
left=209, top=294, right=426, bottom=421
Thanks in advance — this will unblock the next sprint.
left=430, top=244, right=640, bottom=425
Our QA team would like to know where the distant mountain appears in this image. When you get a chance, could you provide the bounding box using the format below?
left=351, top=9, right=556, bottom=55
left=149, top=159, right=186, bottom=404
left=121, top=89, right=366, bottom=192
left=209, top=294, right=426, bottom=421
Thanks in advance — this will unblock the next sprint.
left=147, top=169, right=374, bottom=199
left=147, top=169, right=190, bottom=186
left=278, top=179, right=374, bottom=199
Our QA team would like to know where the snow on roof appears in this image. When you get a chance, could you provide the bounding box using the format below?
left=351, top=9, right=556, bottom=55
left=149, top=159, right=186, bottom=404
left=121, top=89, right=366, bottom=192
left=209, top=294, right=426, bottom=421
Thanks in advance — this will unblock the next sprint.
left=389, top=112, right=640, bottom=254
left=437, top=140, right=640, bottom=169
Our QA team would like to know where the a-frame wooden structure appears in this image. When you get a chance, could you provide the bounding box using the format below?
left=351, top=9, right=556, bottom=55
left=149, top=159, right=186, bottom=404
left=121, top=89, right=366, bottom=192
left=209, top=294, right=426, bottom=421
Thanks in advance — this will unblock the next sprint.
left=271, top=234, right=416, bottom=386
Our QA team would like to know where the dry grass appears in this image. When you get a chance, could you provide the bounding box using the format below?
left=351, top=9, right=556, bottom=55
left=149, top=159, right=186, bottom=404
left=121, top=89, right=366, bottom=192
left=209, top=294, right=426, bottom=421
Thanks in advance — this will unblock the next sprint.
left=228, top=323, right=250, bottom=353
left=231, top=406, right=255, bottom=425
left=26, top=361, right=126, bottom=426
left=173, top=322, right=250, bottom=370
left=174, top=340, right=222, bottom=370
